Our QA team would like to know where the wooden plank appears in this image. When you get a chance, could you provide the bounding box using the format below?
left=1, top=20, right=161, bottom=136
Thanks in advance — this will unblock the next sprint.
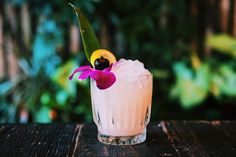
left=0, top=124, right=77, bottom=157
left=0, top=121, right=235, bottom=157
left=163, top=121, right=236, bottom=157
left=71, top=123, right=118, bottom=157
left=72, top=123, right=178, bottom=157
left=187, top=121, right=236, bottom=157
left=0, top=125, right=10, bottom=137
left=114, top=123, right=179, bottom=157
left=161, top=121, right=210, bottom=156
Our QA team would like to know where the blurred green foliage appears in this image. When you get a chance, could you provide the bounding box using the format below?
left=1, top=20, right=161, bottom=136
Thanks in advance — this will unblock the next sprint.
left=171, top=63, right=210, bottom=109
left=207, top=34, right=236, bottom=57
left=0, top=0, right=236, bottom=123
left=171, top=34, right=236, bottom=110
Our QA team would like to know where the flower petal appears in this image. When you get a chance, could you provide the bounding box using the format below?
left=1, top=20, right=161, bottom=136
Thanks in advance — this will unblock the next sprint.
left=103, top=66, right=112, bottom=72
left=69, top=64, right=116, bottom=89
left=78, top=69, right=93, bottom=80
left=91, top=70, right=116, bottom=90
left=69, top=65, right=92, bottom=80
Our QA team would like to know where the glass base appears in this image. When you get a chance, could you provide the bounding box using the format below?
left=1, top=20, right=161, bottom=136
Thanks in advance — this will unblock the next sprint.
left=97, top=129, right=146, bottom=145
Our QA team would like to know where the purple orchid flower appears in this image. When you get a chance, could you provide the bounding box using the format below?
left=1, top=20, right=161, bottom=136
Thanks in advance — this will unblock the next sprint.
left=69, top=65, right=116, bottom=90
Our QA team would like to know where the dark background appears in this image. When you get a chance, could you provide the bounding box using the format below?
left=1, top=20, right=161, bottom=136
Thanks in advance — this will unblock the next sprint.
left=0, top=0, right=236, bottom=123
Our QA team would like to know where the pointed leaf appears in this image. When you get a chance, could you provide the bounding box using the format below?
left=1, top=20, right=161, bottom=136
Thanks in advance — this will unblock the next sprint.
left=69, top=3, right=100, bottom=61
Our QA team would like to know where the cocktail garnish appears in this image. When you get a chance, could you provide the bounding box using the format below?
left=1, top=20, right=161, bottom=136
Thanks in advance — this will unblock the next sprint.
left=69, top=65, right=116, bottom=90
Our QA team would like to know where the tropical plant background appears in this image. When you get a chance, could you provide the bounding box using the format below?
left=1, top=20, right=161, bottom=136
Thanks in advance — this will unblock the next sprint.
left=0, top=0, right=236, bottom=123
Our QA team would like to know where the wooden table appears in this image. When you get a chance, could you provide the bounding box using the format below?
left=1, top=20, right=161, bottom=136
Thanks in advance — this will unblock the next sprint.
left=0, top=121, right=235, bottom=157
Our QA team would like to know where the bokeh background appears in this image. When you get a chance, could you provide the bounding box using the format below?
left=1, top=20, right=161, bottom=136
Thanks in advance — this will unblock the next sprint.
left=0, top=0, right=236, bottom=123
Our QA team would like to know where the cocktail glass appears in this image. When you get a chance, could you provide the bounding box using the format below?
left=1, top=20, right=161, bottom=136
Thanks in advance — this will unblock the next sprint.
left=90, top=59, right=153, bottom=145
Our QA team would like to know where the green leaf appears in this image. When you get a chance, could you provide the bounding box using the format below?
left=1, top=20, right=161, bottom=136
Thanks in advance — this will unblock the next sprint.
left=206, top=34, right=236, bottom=57
left=218, top=65, right=236, bottom=96
left=171, top=63, right=210, bottom=109
left=52, top=60, right=77, bottom=96
left=69, top=3, right=100, bottom=61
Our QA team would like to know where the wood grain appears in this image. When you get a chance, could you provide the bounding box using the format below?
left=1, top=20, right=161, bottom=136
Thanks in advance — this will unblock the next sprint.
left=0, top=121, right=235, bottom=157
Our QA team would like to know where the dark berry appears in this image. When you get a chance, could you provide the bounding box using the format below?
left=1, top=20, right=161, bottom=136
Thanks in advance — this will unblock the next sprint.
left=94, top=57, right=110, bottom=70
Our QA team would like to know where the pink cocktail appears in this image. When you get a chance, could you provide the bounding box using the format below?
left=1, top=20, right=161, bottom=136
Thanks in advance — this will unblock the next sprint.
left=91, top=59, right=153, bottom=145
